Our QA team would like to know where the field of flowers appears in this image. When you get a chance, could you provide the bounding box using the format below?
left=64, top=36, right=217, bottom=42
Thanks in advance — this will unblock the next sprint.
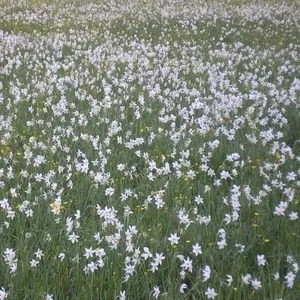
left=0, top=0, right=300, bottom=299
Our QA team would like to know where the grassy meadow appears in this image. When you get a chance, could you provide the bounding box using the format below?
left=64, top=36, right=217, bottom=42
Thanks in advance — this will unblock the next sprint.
left=0, top=0, right=300, bottom=299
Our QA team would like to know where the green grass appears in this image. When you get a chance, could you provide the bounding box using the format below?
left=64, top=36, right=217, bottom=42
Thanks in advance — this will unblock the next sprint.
left=0, top=0, right=300, bottom=299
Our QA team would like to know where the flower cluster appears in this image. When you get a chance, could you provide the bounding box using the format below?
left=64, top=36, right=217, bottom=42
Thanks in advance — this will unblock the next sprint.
left=0, top=0, right=300, bottom=299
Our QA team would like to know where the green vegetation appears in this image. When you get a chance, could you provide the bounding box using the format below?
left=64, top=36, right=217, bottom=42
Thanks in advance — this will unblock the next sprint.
left=0, top=0, right=300, bottom=299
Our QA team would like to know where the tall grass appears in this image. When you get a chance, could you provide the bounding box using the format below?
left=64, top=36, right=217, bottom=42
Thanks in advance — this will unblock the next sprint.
left=0, top=0, right=300, bottom=299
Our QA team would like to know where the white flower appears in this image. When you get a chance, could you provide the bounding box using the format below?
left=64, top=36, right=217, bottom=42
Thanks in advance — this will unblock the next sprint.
left=118, top=290, right=126, bottom=300
left=30, top=259, right=39, bottom=267
left=154, top=253, right=165, bottom=265
left=105, top=187, right=115, bottom=196
left=168, top=233, right=180, bottom=245
left=25, top=232, right=32, bottom=239
left=141, top=247, right=153, bottom=260
left=241, top=274, right=251, bottom=285
left=3, top=248, right=16, bottom=263
left=58, top=253, right=65, bottom=262
left=180, top=283, right=188, bottom=293
left=292, top=262, right=299, bottom=273
left=151, top=262, right=159, bottom=273
left=235, top=244, right=245, bottom=253
left=34, top=249, right=44, bottom=260
left=192, top=243, right=202, bottom=256
left=152, top=286, right=160, bottom=299
left=286, top=172, right=297, bottom=181
left=87, top=261, right=98, bottom=273
left=194, top=195, right=203, bottom=204
left=257, top=254, right=266, bottom=266
left=205, top=287, right=217, bottom=299
left=84, top=247, right=95, bottom=259
left=226, top=274, right=233, bottom=286
left=289, top=212, right=298, bottom=220
left=284, top=272, right=296, bottom=288
left=273, top=201, right=288, bottom=216
left=0, top=288, right=8, bottom=300
left=273, top=272, right=280, bottom=280
left=117, top=164, right=125, bottom=171
left=202, top=265, right=211, bottom=282
left=94, top=232, right=103, bottom=244
left=251, top=278, right=262, bottom=290
left=181, top=257, right=193, bottom=273
left=68, top=232, right=79, bottom=243
left=95, top=248, right=106, bottom=258
left=217, top=238, right=227, bottom=249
